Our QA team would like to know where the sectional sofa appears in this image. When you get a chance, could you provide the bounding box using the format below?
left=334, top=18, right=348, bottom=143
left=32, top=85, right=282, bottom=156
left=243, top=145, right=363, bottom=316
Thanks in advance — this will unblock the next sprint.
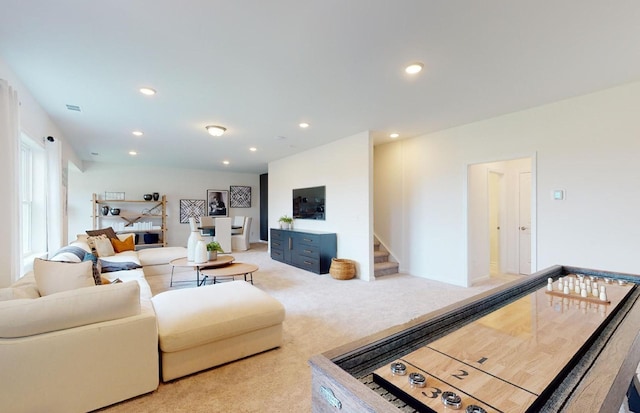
left=0, top=233, right=285, bottom=413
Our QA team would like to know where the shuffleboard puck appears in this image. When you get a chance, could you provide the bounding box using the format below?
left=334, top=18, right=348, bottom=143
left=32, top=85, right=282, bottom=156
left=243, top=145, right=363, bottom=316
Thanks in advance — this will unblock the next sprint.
left=466, top=405, right=487, bottom=413
left=442, top=391, right=462, bottom=409
left=390, top=362, right=407, bottom=376
left=408, top=372, right=426, bottom=387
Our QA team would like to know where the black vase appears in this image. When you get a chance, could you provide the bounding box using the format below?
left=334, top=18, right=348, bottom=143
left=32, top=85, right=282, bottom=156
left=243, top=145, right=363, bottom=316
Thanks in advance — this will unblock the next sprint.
left=153, top=192, right=160, bottom=201
left=101, top=206, right=109, bottom=216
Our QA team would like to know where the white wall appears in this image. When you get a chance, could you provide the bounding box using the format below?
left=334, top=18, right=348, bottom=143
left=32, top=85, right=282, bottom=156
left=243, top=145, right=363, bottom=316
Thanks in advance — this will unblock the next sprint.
left=269, top=131, right=373, bottom=280
left=68, top=162, right=260, bottom=248
left=375, top=82, right=640, bottom=287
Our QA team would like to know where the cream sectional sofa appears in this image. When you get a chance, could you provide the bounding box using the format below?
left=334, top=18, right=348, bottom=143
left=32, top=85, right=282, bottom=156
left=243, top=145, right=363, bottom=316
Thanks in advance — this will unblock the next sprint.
left=0, top=236, right=187, bottom=413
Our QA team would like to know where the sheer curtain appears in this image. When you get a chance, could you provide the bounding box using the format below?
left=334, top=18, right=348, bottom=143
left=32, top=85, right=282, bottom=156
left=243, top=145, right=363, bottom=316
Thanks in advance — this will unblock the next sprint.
left=0, top=79, right=21, bottom=286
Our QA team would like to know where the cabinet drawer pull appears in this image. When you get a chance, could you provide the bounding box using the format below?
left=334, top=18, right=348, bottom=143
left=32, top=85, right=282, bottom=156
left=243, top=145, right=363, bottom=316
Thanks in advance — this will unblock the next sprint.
left=288, top=238, right=292, bottom=249
left=304, top=249, right=312, bottom=254
left=303, top=238, right=313, bottom=242
left=304, top=260, right=313, bottom=265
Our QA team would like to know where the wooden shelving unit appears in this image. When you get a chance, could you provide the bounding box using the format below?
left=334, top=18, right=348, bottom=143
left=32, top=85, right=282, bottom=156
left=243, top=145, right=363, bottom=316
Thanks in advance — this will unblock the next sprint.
left=92, top=193, right=167, bottom=249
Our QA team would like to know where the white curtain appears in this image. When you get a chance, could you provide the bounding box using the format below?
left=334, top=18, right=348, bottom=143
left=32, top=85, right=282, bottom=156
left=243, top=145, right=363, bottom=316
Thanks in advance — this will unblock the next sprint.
left=0, top=79, right=21, bottom=286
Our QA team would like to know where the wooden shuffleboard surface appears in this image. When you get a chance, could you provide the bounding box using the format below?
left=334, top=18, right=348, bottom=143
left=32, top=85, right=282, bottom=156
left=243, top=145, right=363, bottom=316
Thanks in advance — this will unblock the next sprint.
left=373, top=275, right=635, bottom=413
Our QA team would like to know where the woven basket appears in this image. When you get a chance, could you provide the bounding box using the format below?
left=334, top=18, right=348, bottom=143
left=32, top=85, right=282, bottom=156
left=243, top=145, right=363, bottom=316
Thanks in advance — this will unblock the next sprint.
left=329, top=258, right=356, bottom=280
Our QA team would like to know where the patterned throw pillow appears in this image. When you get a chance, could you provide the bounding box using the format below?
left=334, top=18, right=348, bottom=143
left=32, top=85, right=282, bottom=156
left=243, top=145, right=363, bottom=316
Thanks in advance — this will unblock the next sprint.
left=87, top=234, right=115, bottom=257
left=49, top=245, right=88, bottom=262
left=82, top=253, right=102, bottom=285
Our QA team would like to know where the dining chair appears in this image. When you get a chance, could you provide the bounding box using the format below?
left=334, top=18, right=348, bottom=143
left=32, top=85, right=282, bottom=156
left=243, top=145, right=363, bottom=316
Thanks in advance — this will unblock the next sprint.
left=214, top=217, right=232, bottom=253
left=199, top=216, right=215, bottom=243
left=231, top=216, right=252, bottom=251
left=232, top=215, right=245, bottom=235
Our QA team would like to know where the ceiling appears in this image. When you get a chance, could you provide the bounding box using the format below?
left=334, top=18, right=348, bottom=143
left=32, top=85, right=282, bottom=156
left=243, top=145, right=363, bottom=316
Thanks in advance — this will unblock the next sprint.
left=1, top=1, right=639, bottom=174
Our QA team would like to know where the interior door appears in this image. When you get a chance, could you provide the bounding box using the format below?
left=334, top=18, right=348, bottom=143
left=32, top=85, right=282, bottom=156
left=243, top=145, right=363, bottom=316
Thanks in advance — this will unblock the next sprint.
left=518, top=172, right=532, bottom=275
left=488, top=171, right=503, bottom=275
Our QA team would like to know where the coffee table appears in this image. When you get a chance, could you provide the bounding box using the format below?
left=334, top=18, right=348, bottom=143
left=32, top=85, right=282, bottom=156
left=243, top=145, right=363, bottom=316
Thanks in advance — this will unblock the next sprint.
left=200, top=263, right=259, bottom=285
left=169, top=255, right=235, bottom=286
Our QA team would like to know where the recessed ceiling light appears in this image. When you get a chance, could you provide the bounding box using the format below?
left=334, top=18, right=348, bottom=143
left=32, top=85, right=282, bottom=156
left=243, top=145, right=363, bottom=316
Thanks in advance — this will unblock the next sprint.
left=132, top=130, right=143, bottom=136
left=91, top=152, right=99, bottom=156
left=129, top=151, right=137, bottom=156
left=223, top=160, right=230, bottom=165
left=405, top=63, right=424, bottom=74
left=299, top=122, right=310, bottom=129
left=139, top=87, right=156, bottom=96
left=390, top=133, right=400, bottom=138
left=66, top=104, right=81, bottom=112
left=206, top=125, right=227, bottom=136
left=249, top=147, right=257, bottom=152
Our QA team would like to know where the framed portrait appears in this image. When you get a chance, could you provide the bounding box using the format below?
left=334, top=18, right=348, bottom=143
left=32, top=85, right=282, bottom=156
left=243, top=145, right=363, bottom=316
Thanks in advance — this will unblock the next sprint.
left=230, top=185, right=251, bottom=208
left=206, top=190, right=229, bottom=217
left=179, top=199, right=206, bottom=224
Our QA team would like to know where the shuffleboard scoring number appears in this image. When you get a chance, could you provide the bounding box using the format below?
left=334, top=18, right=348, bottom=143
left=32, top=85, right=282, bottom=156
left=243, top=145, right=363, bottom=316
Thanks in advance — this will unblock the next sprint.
left=452, top=369, right=469, bottom=380
left=422, top=388, right=442, bottom=399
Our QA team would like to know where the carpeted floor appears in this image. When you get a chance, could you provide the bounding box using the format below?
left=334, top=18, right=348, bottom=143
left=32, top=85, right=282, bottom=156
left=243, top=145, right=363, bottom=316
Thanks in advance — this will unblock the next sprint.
left=98, top=243, right=514, bottom=413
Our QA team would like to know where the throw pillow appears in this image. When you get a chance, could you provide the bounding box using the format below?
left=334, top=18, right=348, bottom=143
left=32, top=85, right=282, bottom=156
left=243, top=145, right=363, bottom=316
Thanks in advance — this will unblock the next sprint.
left=99, top=260, right=143, bottom=273
left=83, top=253, right=102, bottom=285
left=49, top=245, right=88, bottom=263
left=33, top=258, right=95, bottom=296
left=111, top=235, right=135, bottom=253
left=87, top=234, right=116, bottom=257
left=86, top=227, right=118, bottom=240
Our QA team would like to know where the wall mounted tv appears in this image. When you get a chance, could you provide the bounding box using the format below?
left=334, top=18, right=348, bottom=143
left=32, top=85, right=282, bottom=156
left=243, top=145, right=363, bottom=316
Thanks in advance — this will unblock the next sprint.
left=293, top=186, right=325, bottom=220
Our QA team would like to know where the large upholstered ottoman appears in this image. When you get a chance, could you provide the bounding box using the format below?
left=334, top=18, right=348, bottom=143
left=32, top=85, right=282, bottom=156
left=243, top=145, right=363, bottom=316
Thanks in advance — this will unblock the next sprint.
left=151, top=280, right=285, bottom=381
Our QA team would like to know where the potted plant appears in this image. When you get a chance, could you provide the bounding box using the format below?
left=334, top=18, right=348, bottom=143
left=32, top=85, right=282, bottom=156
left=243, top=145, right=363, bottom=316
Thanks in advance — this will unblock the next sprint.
left=206, top=241, right=224, bottom=261
left=278, top=215, right=293, bottom=230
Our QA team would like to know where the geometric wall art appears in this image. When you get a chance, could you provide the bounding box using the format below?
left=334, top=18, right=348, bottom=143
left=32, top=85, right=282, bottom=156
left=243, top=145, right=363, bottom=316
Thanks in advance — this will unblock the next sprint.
left=179, top=199, right=206, bottom=224
left=230, top=185, right=251, bottom=208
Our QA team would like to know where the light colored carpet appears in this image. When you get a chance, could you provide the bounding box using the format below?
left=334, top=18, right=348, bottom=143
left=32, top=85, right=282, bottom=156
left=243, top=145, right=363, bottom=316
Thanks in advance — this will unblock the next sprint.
left=99, top=243, right=514, bottom=413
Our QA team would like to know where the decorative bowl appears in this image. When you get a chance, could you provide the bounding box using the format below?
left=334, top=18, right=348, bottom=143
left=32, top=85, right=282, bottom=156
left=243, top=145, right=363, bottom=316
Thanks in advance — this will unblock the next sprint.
left=143, top=194, right=153, bottom=201
left=110, top=208, right=121, bottom=215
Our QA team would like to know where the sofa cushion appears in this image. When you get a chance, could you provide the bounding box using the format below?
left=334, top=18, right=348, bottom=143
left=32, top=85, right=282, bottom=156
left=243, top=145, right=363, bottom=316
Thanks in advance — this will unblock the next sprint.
left=0, top=281, right=141, bottom=338
left=0, top=285, right=40, bottom=301
left=33, top=258, right=95, bottom=296
left=137, top=247, right=187, bottom=266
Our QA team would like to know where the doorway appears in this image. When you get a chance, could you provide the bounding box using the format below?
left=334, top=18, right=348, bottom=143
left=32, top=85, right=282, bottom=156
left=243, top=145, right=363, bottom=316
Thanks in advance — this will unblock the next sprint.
left=467, top=156, right=534, bottom=284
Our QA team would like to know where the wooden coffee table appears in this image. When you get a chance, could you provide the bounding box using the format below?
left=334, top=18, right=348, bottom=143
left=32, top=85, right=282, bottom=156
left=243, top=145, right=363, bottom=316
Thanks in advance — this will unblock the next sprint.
left=169, top=255, right=234, bottom=286
left=200, top=263, right=259, bottom=285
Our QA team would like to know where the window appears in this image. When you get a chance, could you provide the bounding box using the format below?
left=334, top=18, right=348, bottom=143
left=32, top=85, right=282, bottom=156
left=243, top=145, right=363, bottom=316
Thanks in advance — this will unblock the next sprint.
left=20, top=142, right=33, bottom=255
left=19, top=133, right=47, bottom=269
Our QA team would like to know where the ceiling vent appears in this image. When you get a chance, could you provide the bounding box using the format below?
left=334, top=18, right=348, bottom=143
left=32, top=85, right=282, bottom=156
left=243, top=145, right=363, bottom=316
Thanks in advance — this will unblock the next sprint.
left=66, top=104, right=81, bottom=112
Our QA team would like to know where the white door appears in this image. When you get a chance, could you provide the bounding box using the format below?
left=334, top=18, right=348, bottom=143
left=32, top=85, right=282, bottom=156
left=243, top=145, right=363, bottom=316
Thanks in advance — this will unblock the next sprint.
left=518, top=172, right=532, bottom=275
left=488, top=171, right=503, bottom=275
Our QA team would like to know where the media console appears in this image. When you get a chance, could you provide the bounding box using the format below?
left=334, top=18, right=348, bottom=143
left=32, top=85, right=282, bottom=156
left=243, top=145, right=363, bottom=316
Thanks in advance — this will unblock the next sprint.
left=270, top=229, right=337, bottom=274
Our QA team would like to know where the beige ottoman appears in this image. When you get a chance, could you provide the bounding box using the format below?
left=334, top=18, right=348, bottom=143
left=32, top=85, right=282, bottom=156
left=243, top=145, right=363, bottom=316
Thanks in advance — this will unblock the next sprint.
left=151, top=280, right=285, bottom=381
left=138, top=247, right=188, bottom=276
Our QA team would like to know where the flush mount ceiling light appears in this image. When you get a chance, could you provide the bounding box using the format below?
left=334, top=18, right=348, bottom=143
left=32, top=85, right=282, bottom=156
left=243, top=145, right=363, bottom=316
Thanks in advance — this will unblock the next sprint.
left=129, top=151, right=138, bottom=156
left=405, top=62, right=424, bottom=74
left=390, top=133, right=400, bottom=138
left=249, top=147, right=257, bottom=152
left=223, top=160, right=230, bottom=165
left=139, top=87, right=156, bottom=96
left=132, top=130, right=143, bottom=136
left=206, top=125, right=227, bottom=136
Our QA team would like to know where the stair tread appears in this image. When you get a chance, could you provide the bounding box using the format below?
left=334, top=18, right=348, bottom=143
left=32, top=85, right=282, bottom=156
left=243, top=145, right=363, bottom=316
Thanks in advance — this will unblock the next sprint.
left=374, top=261, right=398, bottom=270
left=374, top=250, right=388, bottom=257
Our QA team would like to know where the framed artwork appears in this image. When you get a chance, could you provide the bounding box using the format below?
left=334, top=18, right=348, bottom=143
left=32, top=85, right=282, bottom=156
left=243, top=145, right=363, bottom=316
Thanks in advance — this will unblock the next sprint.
left=206, top=190, right=229, bottom=216
left=179, top=199, right=206, bottom=224
left=230, top=185, right=251, bottom=208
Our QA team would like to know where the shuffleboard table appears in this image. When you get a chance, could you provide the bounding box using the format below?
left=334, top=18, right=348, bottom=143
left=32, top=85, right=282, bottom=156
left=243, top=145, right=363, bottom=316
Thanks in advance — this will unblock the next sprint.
left=309, top=265, right=640, bottom=413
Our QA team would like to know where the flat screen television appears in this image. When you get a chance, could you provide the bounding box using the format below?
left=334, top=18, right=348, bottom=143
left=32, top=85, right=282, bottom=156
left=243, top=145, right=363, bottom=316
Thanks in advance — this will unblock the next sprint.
left=293, top=186, right=325, bottom=220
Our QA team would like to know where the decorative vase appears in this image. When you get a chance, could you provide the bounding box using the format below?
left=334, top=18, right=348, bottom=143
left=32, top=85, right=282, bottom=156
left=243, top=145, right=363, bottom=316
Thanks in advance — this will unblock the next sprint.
left=187, top=217, right=202, bottom=261
left=208, top=250, right=218, bottom=261
left=101, top=205, right=109, bottom=215
left=153, top=192, right=160, bottom=201
left=194, top=240, right=208, bottom=263
left=110, top=208, right=120, bottom=215
left=143, top=194, right=152, bottom=201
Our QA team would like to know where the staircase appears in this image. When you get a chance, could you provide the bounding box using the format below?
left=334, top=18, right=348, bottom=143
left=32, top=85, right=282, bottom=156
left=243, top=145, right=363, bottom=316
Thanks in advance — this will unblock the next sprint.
left=374, top=238, right=399, bottom=277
